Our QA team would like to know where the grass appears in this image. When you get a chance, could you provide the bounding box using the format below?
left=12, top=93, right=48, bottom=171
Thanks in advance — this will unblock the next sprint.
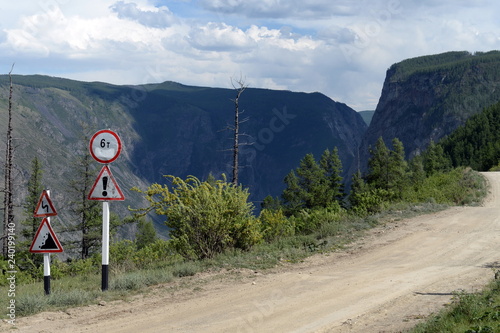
left=6, top=260, right=203, bottom=317
left=408, top=278, right=500, bottom=333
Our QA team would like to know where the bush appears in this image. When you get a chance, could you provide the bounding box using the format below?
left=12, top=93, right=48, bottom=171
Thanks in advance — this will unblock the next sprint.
left=133, top=239, right=183, bottom=268
left=109, top=240, right=137, bottom=270
left=259, top=208, right=295, bottom=242
left=291, top=203, right=345, bottom=234
left=403, top=167, right=486, bottom=205
left=65, top=258, right=99, bottom=276
left=133, top=175, right=262, bottom=260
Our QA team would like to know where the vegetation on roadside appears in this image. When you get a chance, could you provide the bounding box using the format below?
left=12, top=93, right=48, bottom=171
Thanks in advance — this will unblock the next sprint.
left=409, top=279, right=500, bottom=333
left=0, top=128, right=490, bottom=318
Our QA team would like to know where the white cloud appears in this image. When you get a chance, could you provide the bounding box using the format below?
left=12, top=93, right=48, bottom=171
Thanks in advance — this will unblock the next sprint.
left=110, top=1, right=176, bottom=28
left=1, top=0, right=500, bottom=110
left=187, top=22, right=256, bottom=51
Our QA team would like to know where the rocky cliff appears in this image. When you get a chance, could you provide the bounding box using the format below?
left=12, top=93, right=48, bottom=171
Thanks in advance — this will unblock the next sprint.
left=358, top=51, right=500, bottom=169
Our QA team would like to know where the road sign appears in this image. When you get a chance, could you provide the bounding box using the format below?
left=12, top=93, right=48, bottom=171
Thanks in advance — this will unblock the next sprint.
left=88, top=165, right=125, bottom=201
left=34, top=190, right=57, bottom=217
left=89, top=129, right=122, bottom=164
left=29, top=218, right=63, bottom=253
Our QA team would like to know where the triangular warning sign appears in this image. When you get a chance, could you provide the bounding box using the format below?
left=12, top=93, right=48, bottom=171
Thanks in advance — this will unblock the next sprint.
left=29, top=218, right=63, bottom=253
left=88, top=165, right=125, bottom=201
left=34, top=190, right=57, bottom=217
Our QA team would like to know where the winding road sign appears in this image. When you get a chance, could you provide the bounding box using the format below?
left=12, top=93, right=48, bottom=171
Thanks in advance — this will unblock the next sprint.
left=34, top=190, right=57, bottom=217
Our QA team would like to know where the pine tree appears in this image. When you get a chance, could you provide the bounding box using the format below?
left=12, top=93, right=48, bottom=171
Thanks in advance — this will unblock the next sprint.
left=367, top=137, right=391, bottom=190
left=295, top=153, right=327, bottom=209
left=18, top=157, right=44, bottom=269
left=367, top=137, right=409, bottom=196
left=408, top=155, right=426, bottom=190
left=282, top=170, right=302, bottom=214
left=282, top=152, right=336, bottom=213
left=389, top=138, right=408, bottom=196
left=348, top=170, right=367, bottom=209
left=66, top=137, right=102, bottom=259
left=319, top=147, right=344, bottom=205
left=423, top=140, right=450, bottom=175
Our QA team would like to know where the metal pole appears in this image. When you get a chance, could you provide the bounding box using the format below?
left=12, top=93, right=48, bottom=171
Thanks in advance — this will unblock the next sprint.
left=44, top=190, right=51, bottom=295
left=43, top=253, right=50, bottom=295
left=102, top=201, right=109, bottom=291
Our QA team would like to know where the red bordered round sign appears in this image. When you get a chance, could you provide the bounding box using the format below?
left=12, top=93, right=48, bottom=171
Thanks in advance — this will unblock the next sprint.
left=89, top=130, right=122, bottom=164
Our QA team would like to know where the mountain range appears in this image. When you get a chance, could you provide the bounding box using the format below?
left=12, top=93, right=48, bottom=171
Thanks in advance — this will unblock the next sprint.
left=0, top=75, right=366, bottom=233
left=2, top=50, right=500, bottom=236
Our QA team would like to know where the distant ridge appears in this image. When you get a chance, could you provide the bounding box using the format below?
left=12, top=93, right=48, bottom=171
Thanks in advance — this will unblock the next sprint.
left=358, top=50, right=500, bottom=171
left=0, top=75, right=367, bottom=236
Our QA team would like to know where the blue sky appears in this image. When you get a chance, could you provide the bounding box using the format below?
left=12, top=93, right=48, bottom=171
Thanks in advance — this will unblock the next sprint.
left=1, top=0, right=499, bottom=110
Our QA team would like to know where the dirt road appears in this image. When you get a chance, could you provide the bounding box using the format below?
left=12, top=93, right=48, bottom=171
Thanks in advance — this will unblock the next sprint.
left=5, top=172, right=500, bottom=333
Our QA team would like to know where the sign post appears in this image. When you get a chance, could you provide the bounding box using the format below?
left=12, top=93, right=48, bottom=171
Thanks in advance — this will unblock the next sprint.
left=88, top=129, right=124, bottom=291
left=31, top=190, right=63, bottom=295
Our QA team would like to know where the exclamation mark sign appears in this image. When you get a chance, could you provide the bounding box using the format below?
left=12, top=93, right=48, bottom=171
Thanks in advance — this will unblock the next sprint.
left=102, top=176, right=108, bottom=197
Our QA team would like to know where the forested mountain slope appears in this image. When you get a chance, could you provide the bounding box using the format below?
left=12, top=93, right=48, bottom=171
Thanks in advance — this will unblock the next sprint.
left=358, top=51, right=500, bottom=169
left=0, top=75, right=367, bottom=228
left=439, top=101, right=500, bottom=171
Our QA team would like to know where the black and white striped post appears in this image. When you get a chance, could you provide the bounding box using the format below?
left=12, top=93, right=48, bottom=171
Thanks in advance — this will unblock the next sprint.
left=101, top=201, right=110, bottom=291
left=88, top=130, right=125, bottom=292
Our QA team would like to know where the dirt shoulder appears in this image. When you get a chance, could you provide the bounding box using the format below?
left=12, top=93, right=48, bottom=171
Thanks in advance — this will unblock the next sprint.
left=4, top=172, right=500, bottom=333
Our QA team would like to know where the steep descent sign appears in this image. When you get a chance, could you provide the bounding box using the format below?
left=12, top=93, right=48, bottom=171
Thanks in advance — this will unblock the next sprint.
left=89, top=130, right=122, bottom=164
left=34, top=190, right=57, bottom=217
left=88, top=165, right=125, bottom=201
left=29, top=218, right=63, bottom=253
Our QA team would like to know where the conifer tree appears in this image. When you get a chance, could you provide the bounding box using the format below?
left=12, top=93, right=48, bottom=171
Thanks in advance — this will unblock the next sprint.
left=367, top=137, right=409, bottom=196
left=67, top=149, right=102, bottom=259
left=319, top=147, right=344, bottom=204
left=348, top=170, right=367, bottom=209
left=408, top=155, right=426, bottom=190
left=389, top=138, right=408, bottom=196
left=295, top=153, right=326, bottom=209
left=282, top=151, right=343, bottom=213
left=367, top=137, right=391, bottom=190
left=423, top=140, right=450, bottom=175
left=282, top=170, right=302, bottom=214
left=18, top=157, right=44, bottom=268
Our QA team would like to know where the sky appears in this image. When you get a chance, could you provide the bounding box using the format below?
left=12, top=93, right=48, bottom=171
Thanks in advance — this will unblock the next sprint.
left=0, top=0, right=499, bottom=111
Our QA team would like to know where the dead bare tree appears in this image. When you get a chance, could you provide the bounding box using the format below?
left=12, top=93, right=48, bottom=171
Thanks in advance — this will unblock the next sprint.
left=230, top=77, right=248, bottom=186
left=2, top=64, right=15, bottom=258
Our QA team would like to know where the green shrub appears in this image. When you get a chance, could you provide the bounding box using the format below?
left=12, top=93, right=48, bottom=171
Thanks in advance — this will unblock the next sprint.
left=133, top=239, right=183, bottom=268
left=109, top=240, right=137, bottom=270
left=65, top=258, right=98, bottom=276
left=350, top=188, right=393, bottom=216
left=259, top=208, right=295, bottom=242
left=291, top=203, right=345, bottom=234
left=403, top=167, right=486, bottom=205
left=133, top=175, right=262, bottom=260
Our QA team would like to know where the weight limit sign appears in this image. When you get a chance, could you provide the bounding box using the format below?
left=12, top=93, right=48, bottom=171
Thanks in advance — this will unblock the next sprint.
left=89, top=129, right=122, bottom=164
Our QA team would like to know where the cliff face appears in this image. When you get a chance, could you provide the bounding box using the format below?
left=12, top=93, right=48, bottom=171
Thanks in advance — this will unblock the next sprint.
left=358, top=51, right=500, bottom=167
left=128, top=85, right=367, bottom=201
